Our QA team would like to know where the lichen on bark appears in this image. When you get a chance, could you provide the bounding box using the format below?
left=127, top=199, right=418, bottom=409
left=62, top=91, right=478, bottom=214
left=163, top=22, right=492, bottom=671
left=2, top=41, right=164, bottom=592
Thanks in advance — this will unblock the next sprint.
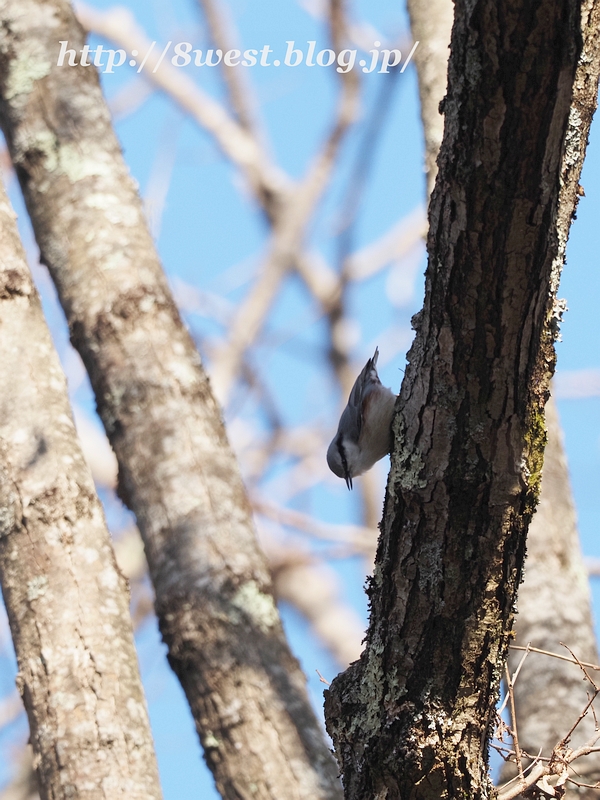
left=324, top=0, right=600, bottom=797
left=0, top=1, right=343, bottom=797
left=0, top=176, right=162, bottom=799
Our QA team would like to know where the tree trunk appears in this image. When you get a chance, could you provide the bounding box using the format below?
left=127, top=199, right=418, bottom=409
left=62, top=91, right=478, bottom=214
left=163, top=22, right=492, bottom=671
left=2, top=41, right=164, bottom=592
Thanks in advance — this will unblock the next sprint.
left=408, top=0, right=600, bottom=800
left=407, top=0, right=600, bottom=793
left=325, top=0, right=600, bottom=797
left=0, top=177, right=161, bottom=799
left=0, top=2, right=342, bottom=799
left=501, top=396, right=600, bottom=796
left=405, top=0, right=453, bottom=196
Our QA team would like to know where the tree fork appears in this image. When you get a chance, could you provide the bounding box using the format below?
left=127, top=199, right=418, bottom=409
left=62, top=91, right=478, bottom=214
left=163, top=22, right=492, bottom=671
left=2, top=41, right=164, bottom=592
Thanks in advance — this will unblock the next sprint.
left=325, top=0, right=600, bottom=797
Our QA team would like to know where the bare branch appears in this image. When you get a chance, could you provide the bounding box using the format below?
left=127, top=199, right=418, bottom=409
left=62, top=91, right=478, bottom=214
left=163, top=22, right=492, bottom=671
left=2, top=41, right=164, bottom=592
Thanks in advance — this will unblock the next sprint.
left=265, top=539, right=365, bottom=667
left=195, top=0, right=258, bottom=133
left=108, top=74, right=155, bottom=120
left=509, top=644, right=600, bottom=672
left=496, top=643, right=600, bottom=800
left=210, top=7, right=361, bottom=402
left=0, top=1, right=344, bottom=794
left=554, top=368, right=600, bottom=398
left=586, top=557, right=600, bottom=577
left=561, top=642, right=600, bottom=691
left=316, top=670, right=332, bottom=686
left=504, top=663, right=526, bottom=791
left=498, top=644, right=531, bottom=715
left=75, top=2, right=288, bottom=205
left=346, top=207, right=427, bottom=281
left=254, top=497, right=377, bottom=553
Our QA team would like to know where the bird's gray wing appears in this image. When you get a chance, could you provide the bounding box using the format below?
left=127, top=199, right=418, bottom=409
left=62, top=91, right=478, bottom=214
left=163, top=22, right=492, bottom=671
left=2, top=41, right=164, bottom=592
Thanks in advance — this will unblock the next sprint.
left=345, top=348, right=380, bottom=437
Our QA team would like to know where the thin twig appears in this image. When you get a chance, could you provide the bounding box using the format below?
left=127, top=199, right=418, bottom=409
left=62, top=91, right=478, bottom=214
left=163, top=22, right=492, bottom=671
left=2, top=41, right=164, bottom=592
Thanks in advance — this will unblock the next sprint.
left=561, top=642, right=600, bottom=691
left=566, top=775, right=600, bottom=789
left=498, top=643, right=531, bottom=715
left=509, top=644, right=600, bottom=672
left=496, top=645, right=600, bottom=800
left=196, top=0, right=258, bottom=133
left=316, top=669, right=331, bottom=686
left=253, top=497, right=377, bottom=552
left=497, top=761, right=550, bottom=800
left=504, top=662, right=526, bottom=791
left=495, top=748, right=545, bottom=794
left=210, top=0, right=361, bottom=404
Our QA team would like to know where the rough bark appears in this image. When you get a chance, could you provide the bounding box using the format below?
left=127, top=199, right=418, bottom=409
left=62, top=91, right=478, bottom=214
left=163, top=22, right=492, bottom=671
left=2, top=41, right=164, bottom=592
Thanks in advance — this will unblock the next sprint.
left=501, top=396, right=600, bottom=796
left=0, top=178, right=161, bottom=799
left=0, top=2, right=342, bottom=799
left=325, top=0, right=600, bottom=797
left=407, top=0, right=600, bottom=791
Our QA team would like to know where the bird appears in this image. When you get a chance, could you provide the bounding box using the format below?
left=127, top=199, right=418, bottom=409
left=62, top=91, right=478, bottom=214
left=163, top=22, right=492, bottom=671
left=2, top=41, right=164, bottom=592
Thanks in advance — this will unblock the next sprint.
left=326, top=348, right=396, bottom=489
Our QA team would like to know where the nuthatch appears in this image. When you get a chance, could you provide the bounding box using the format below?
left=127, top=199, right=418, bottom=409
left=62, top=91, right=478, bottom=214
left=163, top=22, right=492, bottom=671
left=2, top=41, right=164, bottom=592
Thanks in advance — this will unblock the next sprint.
left=326, top=347, right=396, bottom=489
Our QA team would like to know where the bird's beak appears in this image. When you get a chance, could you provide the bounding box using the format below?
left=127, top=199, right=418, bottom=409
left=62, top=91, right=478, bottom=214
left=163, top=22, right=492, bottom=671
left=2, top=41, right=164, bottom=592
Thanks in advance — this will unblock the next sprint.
left=345, top=474, right=353, bottom=490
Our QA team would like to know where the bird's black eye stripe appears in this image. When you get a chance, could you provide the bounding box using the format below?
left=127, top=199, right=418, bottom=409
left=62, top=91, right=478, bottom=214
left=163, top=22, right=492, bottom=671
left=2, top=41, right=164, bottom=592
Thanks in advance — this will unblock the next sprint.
left=341, top=451, right=349, bottom=475
left=336, top=436, right=350, bottom=479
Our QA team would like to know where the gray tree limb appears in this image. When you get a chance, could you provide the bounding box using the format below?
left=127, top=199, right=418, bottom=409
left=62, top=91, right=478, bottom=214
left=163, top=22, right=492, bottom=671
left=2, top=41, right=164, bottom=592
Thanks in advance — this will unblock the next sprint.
left=0, top=2, right=342, bottom=798
left=0, top=177, right=162, bottom=800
